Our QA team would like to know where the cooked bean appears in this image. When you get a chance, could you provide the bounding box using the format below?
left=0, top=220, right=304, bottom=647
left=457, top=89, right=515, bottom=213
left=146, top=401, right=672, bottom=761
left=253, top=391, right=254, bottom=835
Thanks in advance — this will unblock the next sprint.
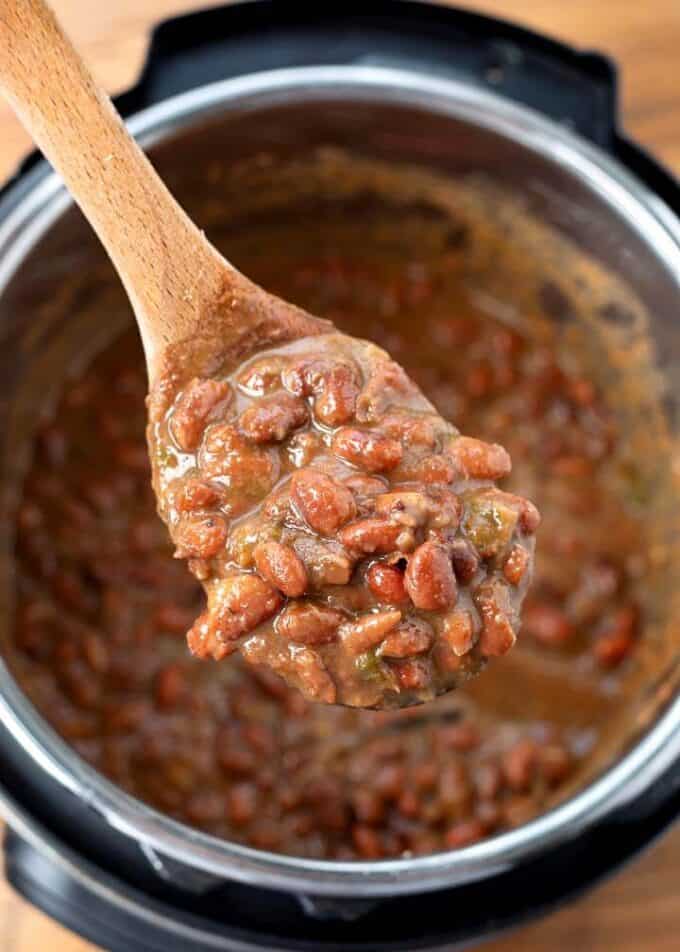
left=594, top=629, right=635, bottom=668
left=449, top=538, right=480, bottom=584
left=381, top=413, right=439, bottom=447
left=200, top=424, right=279, bottom=499
left=254, top=541, right=308, bottom=597
left=439, top=610, right=476, bottom=656
left=391, top=656, right=431, bottom=691
left=352, top=825, right=384, bottom=859
left=338, top=518, right=403, bottom=555
left=352, top=788, right=386, bottom=825
left=475, top=581, right=517, bottom=656
left=173, top=514, right=227, bottom=559
left=343, top=475, right=388, bottom=497
left=401, top=454, right=456, bottom=485
left=154, top=663, right=186, bottom=709
left=539, top=744, right=573, bottom=786
left=378, top=619, right=433, bottom=658
left=331, top=427, right=403, bottom=472
left=239, top=393, right=308, bottom=444
left=171, top=378, right=232, bottom=451
left=373, top=491, right=431, bottom=527
left=437, top=722, right=481, bottom=752
left=276, top=602, right=344, bottom=645
left=447, top=436, right=511, bottom=480
left=288, top=647, right=336, bottom=703
left=524, top=601, right=573, bottom=647
left=341, top=610, right=402, bottom=654
left=404, top=542, right=457, bottom=611
left=154, top=603, right=195, bottom=634
left=444, top=819, right=485, bottom=849
left=503, top=544, right=531, bottom=586
left=366, top=562, right=408, bottom=604
left=474, top=762, right=504, bottom=801
left=186, top=791, right=224, bottom=825
left=291, top=470, right=356, bottom=536
left=283, top=357, right=360, bottom=426
left=502, top=739, right=537, bottom=793
left=82, top=633, right=109, bottom=674
left=228, top=783, right=258, bottom=825
left=237, top=356, right=287, bottom=395
left=187, top=575, right=282, bottom=659
left=287, top=430, right=323, bottom=467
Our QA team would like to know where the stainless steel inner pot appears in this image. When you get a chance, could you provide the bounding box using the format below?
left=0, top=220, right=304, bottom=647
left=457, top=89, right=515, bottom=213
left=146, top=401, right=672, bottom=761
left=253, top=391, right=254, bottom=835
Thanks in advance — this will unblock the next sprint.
left=0, top=65, right=679, bottom=898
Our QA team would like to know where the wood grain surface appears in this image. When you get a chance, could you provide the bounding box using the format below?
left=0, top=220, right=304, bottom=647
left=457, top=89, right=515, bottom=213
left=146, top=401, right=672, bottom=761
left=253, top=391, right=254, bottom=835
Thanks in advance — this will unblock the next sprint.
left=0, top=1, right=678, bottom=950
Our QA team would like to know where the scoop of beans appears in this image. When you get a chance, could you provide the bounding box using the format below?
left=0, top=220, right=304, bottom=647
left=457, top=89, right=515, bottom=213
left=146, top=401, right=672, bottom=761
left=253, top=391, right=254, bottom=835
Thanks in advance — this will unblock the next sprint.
left=150, top=334, right=539, bottom=708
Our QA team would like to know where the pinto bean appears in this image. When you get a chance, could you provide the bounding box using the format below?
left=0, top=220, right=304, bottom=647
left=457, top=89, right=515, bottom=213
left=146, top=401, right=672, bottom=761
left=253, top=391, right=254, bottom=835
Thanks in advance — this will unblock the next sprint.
left=447, top=436, right=511, bottom=480
left=449, top=538, right=480, bottom=584
left=373, top=491, right=431, bottom=527
left=352, top=825, right=384, bottom=859
left=331, top=428, right=403, bottom=472
left=381, top=413, right=439, bottom=447
left=287, top=430, right=323, bottom=468
left=343, top=474, right=388, bottom=497
left=502, top=739, right=537, bottom=793
left=524, top=601, right=573, bottom=647
left=439, top=610, right=476, bottom=656
left=339, top=518, right=405, bottom=556
left=187, top=575, right=282, bottom=659
left=404, top=542, right=457, bottom=611
left=172, top=478, right=224, bottom=513
left=228, top=783, right=258, bottom=825
left=154, top=663, right=186, bottom=709
left=366, top=562, right=408, bottom=604
left=444, top=819, right=485, bottom=849
left=503, top=544, right=531, bottom=586
left=237, top=356, right=288, bottom=395
left=539, top=744, right=573, bottom=786
left=291, top=470, right=356, bottom=536
left=276, top=602, right=344, bottom=645
left=341, top=610, right=403, bottom=654
left=200, top=424, right=279, bottom=499
left=239, top=393, right=308, bottom=444
left=288, top=647, right=336, bottom=703
left=594, top=620, right=635, bottom=668
left=283, top=357, right=360, bottom=426
left=391, top=656, right=432, bottom=691
left=400, top=454, right=456, bottom=485
left=172, top=514, right=227, bottom=559
left=475, top=580, right=517, bottom=656
left=378, top=618, right=433, bottom=658
left=254, top=541, right=308, bottom=597
left=170, top=378, right=232, bottom=451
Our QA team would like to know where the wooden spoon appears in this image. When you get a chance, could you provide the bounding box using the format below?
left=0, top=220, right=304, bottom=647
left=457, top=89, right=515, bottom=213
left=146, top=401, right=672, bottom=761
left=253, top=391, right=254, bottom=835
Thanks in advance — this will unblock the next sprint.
left=0, top=0, right=326, bottom=386
left=0, top=0, right=540, bottom=709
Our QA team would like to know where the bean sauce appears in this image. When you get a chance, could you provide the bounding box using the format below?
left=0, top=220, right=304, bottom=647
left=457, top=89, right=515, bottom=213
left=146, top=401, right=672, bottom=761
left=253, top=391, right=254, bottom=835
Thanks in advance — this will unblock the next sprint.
left=9, top=231, right=644, bottom=860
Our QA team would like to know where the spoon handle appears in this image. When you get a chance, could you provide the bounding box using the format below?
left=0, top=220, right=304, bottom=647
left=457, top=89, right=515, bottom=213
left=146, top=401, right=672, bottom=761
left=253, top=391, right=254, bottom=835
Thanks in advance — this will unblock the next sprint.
left=0, top=0, right=229, bottom=371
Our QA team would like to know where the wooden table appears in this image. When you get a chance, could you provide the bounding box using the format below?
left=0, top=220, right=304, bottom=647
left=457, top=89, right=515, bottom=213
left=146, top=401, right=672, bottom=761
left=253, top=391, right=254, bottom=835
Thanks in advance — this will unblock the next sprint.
left=0, top=2, right=678, bottom=949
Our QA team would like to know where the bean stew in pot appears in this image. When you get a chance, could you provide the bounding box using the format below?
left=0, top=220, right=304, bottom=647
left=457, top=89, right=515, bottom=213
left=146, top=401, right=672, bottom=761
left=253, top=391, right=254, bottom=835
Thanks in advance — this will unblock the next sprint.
left=7, top=154, right=665, bottom=860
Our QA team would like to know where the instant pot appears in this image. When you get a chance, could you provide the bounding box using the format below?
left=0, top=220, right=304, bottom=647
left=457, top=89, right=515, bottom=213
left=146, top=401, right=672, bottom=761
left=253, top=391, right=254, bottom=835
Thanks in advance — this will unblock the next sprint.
left=0, top=2, right=679, bottom=949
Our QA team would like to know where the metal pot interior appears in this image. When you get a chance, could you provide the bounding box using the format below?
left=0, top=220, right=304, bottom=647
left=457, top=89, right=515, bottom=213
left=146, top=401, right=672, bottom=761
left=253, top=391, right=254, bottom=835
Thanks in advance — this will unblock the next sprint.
left=0, top=67, right=678, bottom=896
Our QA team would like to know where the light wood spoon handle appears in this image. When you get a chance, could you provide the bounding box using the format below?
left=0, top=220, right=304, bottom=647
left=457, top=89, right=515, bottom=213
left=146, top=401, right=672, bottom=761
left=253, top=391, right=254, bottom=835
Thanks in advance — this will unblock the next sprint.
left=0, top=0, right=233, bottom=375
